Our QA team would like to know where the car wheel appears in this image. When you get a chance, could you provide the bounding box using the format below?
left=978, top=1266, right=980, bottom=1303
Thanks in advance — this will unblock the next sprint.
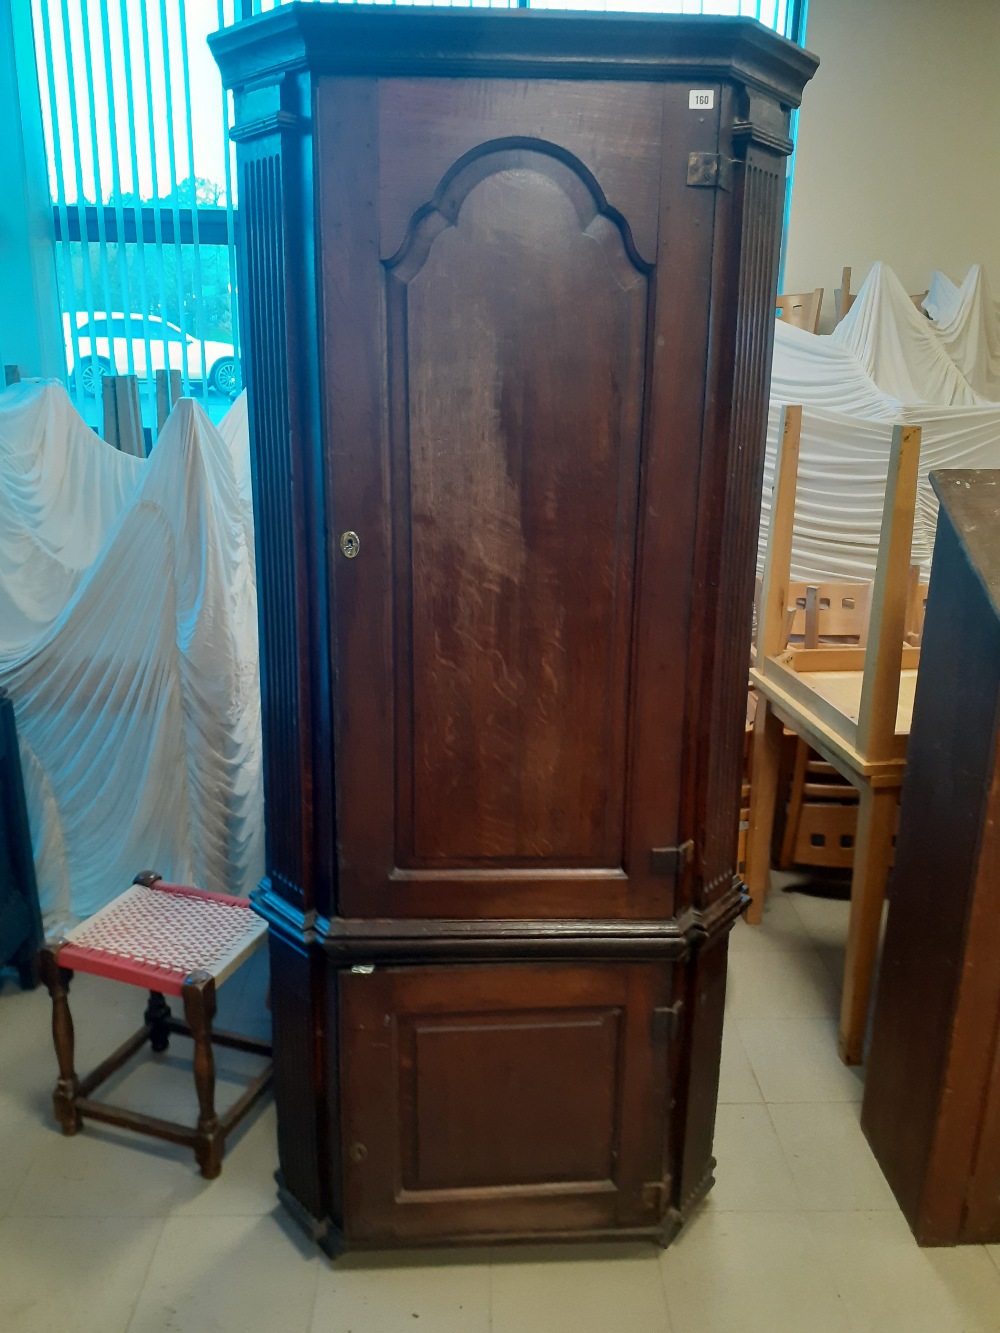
left=79, top=358, right=111, bottom=397
left=210, top=357, right=241, bottom=397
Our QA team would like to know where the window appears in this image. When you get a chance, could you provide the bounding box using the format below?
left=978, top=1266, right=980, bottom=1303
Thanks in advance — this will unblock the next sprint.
left=28, top=0, right=807, bottom=430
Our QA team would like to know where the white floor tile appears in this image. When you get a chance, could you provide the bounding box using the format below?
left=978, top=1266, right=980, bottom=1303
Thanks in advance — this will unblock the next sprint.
left=0, top=1215, right=163, bottom=1333
left=738, top=1018, right=865, bottom=1103
left=0, top=1092, right=50, bottom=1218
left=171, top=1102, right=278, bottom=1217
left=786, top=888, right=852, bottom=950
left=660, top=1209, right=850, bottom=1333
left=708, top=1104, right=801, bottom=1212
left=9, top=1115, right=207, bottom=1218
left=767, top=1102, right=898, bottom=1211
left=490, top=1243, right=672, bottom=1333
left=729, top=891, right=815, bottom=953
left=717, top=1018, right=762, bottom=1103
left=127, top=1213, right=319, bottom=1333
left=727, top=946, right=841, bottom=1020
left=312, top=1248, right=491, bottom=1333
left=808, top=1211, right=1000, bottom=1333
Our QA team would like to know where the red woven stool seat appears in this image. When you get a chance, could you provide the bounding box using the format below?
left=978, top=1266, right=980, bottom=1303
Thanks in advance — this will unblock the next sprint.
left=59, top=880, right=267, bottom=996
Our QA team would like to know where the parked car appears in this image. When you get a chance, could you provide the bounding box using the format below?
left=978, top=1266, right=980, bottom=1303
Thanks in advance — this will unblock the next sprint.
left=64, top=311, right=241, bottom=397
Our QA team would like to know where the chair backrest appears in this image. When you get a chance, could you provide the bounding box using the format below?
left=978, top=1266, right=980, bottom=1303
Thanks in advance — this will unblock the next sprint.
left=754, top=576, right=872, bottom=650
left=836, top=267, right=855, bottom=323
left=776, top=288, right=823, bottom=333
left=788, top=581, right=873, bottom=647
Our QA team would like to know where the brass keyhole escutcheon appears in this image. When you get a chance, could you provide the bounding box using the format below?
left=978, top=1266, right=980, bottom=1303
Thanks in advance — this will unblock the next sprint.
left=340, top=530, right=360, bottom=559
left=348, top=1142, right=368, bottom=1164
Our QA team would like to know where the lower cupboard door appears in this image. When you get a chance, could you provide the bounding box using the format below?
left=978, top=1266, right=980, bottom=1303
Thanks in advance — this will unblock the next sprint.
left=338, top=960, right=675, bottom=1244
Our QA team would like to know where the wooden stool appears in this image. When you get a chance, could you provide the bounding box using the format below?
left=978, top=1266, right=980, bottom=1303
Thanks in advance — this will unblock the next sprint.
left=38, top=871, right=272, bottom=1179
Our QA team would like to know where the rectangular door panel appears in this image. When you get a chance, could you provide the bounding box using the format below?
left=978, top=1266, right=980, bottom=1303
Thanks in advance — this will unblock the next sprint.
left=319, top=77, right=719, bottom=918
left=390, top=146, right=647, bottom=868
left=339, top=961, right=671, bottom=1244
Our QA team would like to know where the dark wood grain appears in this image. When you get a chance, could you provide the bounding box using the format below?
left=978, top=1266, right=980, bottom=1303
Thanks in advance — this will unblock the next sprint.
left=862, top=470, right=1000, bottom=1245
left=392, top=138, right=647, bottom=868
left=339, top=962, right=670, bottom=1244
left=214, top=4, right=815, bottom=1252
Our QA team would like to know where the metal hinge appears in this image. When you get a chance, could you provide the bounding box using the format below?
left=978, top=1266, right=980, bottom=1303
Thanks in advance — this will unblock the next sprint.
left=651, top=1001, right=685, bottom=1043
left=649, top=840, right=694, bottom=877
left=642, top=1180, right=669, bottom=1214
left=686, top=152, right=735, bottom=192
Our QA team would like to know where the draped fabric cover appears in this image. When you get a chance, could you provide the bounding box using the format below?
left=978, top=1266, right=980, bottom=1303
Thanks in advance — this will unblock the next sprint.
left=0, top=383, right=262, bottom=931
left=761, top=262, right=1000, bottom=582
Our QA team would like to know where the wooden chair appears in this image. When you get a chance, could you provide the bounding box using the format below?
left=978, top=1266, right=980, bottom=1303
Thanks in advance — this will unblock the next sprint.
left=776, top=289, right=824, bottom=333
left=746, top=405, right=922, bottom=1064
left=777, top=580, right=872, bottom=871
left=750, top=578, right=872, bottom=870
left=39, top=871, right=272, bottom=1178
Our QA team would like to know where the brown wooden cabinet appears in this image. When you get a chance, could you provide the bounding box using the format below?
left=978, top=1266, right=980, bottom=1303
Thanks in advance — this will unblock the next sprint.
left=863, top=470, right=1000, bottom=1246
left=211, top=5, right=815, bottom=1253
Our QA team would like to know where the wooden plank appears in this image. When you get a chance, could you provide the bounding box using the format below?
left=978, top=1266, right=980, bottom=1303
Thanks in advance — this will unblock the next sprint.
left=809, top=670, right=916, bottom=743
left=836, top=266, right=854, bottom=323
left=744, top=698, right=784, bottom=925
left=761, top=655, right=861, bottom=751
left=155, top=368, right=182, bottom=432
left=778, top=737, right=810, bottom=868
left=76, top=1097, right=198, bottom=1147
left=856, top=424, right=922, bottom=762
left=791, top=801, right=860, bottom=871
left=751, top=667, right=906, bottom=787
left=759, top=404, right=803, bottom=661
left=839, top=784, right=899, bottom=1065
left=102, top=375, right=146, bottom=457
left=782, top=645, right=920, bottom=673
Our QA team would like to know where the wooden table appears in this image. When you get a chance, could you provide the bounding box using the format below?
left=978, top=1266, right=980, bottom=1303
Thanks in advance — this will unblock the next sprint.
left=745, top=406, right=922, bottom=1065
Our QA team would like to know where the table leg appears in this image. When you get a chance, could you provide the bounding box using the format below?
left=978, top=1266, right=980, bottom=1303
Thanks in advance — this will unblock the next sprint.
left=839, top=784, right=897, bottom=1065
left=745, top=698, right=783, bottom=926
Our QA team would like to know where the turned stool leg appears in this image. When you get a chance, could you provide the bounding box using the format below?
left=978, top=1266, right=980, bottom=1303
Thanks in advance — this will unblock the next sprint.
left=183, top=970, right=223, bottom=1179
left=38, top=945, right=82, bottom=1135
left=145, top=991, right=171, bottom=1053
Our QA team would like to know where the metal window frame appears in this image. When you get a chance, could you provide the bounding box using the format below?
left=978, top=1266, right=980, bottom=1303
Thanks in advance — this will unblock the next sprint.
left=28, top=0, right=809, bottom=406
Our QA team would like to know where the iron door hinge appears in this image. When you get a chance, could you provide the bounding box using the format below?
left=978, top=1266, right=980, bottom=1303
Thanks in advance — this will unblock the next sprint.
left=649, top=840, right=694, bottom=877
left=642, top=1180, right=670, bottom=1214
left=687, top=152, right=735, bottom=192
left=651, top=1001, right=685, bottom=1043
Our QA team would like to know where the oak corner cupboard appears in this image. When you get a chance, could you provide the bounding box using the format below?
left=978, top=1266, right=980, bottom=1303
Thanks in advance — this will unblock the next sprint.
left=210, top=4, right=816, bottom=1254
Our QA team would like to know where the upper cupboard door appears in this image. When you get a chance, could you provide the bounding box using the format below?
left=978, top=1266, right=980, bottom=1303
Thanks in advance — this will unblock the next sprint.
left=320, top=78, right=720, bottom=919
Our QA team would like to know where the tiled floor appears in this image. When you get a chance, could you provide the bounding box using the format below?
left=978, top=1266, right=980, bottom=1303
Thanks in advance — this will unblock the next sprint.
left=3, top=889, right=1000, bottom=1332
